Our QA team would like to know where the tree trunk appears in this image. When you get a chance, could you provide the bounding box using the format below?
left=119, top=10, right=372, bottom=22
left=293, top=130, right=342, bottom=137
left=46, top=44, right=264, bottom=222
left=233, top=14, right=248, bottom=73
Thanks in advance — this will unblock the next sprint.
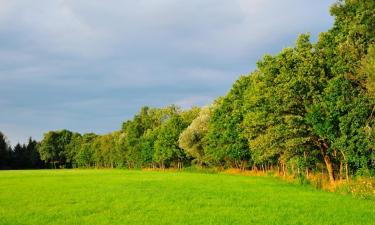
left=320, top=142, right=335, bottom=184
left=339, top=150, right=349, bottom=181
left=291, top=164, right=295, bottom=176
left=240, top=160, right=246, bottom=171
left=324, top=155, right=335, bottom=184
left=322, top=153, right=335, bottom=183
left=345, top=162, right=349, bottom=180
left=339, top=161, right=343, bottom=180
left=304, top=151, right=308, bottom=178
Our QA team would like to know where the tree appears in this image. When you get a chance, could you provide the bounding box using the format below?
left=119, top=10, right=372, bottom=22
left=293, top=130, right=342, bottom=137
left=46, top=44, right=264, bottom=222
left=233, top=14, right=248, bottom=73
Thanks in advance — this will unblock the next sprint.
left=25, top=138, right=44, bottom=168
left=38, top=130, right=74, bottom=168
left=242, top=34, right=327, bottom=175
left=121, top=106, right=165, bottom=168
left=93, top=133, right=117, bottom=168
left=154, top=113, right=189, bottom=169
left=179, top=107, right=211, bottom=166
left=205, top=76, right=251, bottom=170
left=65, top=133, right=82, bottom=168
left=75, top=133, right=97, bottom=168
left=307, top=76, right=373, bottom=179
left=139, top=128, right=159, bottom=168
left=0, top=132, right=12, bottom=169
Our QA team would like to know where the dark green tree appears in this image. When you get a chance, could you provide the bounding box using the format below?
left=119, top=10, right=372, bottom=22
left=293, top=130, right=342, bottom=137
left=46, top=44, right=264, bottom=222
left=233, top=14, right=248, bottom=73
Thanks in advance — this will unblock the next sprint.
left=0, top=132, right=12, bottom=169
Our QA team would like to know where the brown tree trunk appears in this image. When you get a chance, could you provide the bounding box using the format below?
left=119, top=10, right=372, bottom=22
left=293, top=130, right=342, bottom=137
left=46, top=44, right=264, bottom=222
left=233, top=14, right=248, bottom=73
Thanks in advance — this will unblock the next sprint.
left=339, top=150, right=349, bottom=180
left=319, top=141, right=335, bottom=184
left=240, top=160, right=246, bottom=171
left=291, top=164, right=295, bottom=176
left=339, top=161, right=343, bottom=180
left=304, top=151, right=308, bottom=178
left=322, top=152, right=335, bottom=183
left=324, top=155, right=335, bottom=184
left=345, top=162, right=349, bottom=180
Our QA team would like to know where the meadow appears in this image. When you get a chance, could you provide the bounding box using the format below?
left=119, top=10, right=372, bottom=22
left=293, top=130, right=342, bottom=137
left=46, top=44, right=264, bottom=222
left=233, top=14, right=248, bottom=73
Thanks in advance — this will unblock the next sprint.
left=0, top=170, right=374, bottom=225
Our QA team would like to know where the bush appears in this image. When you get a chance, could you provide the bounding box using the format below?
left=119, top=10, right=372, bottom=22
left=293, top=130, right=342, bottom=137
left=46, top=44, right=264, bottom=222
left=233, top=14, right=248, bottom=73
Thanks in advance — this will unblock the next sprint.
left=348, top=178, right=375, bottom=199
left=296, top=174, right=310, bottom=186
left=182, top=165, right=220, bottom=174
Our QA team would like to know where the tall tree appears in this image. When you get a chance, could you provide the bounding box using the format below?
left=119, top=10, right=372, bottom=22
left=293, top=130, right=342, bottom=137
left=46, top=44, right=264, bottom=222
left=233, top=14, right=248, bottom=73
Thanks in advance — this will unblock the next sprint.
left=205, top=76, right=251, bottom=169
left=179, top=107, right=212, bottom=166
left=38, top=130, right=74, bottom=168
left=154, top=112, right=189, bottom=169
left=0, top=132, right=12, bottom=169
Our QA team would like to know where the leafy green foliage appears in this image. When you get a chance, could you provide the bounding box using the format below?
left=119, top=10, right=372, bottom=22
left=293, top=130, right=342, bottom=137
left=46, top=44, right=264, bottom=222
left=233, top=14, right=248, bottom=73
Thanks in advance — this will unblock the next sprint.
left=179, top=107, right=211, bottom=166
left=205, top=77, right=251, bottom=169
left=38, top=130, right=76, bottom=168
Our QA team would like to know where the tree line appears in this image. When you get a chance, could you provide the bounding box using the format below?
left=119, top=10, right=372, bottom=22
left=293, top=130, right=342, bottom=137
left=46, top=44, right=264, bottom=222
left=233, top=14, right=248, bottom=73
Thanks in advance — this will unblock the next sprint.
left=0, top=132, right=45, bottom=169
left=0, top=0, right=374, bottom=184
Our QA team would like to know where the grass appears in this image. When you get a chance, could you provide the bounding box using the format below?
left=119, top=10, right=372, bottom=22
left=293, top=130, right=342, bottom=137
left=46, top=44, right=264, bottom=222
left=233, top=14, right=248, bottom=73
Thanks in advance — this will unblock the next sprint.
left=0, top=170, right=374, bottom=225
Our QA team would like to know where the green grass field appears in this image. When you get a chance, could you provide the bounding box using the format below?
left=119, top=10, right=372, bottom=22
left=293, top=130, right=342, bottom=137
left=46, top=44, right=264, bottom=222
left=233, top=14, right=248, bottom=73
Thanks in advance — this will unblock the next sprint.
left=0, top=170, right=374, bottom=225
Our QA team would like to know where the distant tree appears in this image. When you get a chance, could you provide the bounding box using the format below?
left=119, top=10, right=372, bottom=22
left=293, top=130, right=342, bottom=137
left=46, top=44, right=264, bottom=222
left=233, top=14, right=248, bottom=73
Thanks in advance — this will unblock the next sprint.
left=121, top=106, right=158, bottom=168
left=139, top=128, right=158, bottom=168
left=0, top=132, right=12, bottom=169
left=75, top=133, right=97, bottom=168
left=65, top=133, right=82, bottom=168
left=25, top=137, right=44, bottom=169
left=154, top=113, right=189, bottom=169
left=12, top=143, right=26, bottom=168
left=38, top=130, right=74, bottom=168
left=179, top=107, right=211, bottom=166
left=93, top=133, right=118, bottom=168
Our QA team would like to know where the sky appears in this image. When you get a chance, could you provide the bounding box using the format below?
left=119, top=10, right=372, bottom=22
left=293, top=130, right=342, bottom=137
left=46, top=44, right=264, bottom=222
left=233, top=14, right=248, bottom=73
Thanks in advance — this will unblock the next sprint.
left=0, top=0, right=336, bottom=145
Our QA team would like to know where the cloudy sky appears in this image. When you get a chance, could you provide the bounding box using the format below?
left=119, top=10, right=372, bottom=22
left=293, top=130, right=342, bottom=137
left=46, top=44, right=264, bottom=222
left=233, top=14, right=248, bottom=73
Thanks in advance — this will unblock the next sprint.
left=0, top=0, right=336, bottom=145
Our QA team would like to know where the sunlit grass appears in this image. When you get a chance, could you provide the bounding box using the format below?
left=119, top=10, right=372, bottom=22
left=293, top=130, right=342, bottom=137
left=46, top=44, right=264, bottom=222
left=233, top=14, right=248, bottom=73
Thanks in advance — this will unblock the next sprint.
left=0, top=169, right=374, bottom=225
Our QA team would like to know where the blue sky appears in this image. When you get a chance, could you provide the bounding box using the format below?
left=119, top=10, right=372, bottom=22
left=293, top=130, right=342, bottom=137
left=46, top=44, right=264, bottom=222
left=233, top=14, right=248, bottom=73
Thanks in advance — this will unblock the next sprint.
left=0, top=0, right=336, bottom=145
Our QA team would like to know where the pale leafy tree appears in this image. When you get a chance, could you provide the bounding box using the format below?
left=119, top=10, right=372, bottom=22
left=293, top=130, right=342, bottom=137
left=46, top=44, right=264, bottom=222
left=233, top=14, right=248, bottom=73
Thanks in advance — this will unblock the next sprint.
left=179, top=107, right=211, bottom=166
